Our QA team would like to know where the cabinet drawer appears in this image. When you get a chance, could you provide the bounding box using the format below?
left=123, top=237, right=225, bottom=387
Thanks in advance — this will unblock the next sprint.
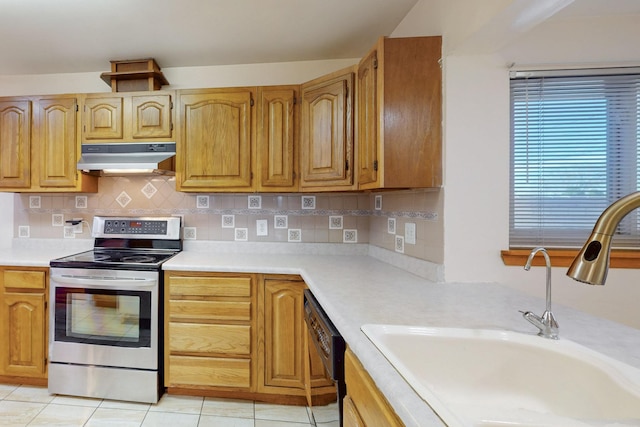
left=2, top=270, right=46, bottom=290
left=170, top=323, right=251, bottom=355
left=169, top=355, right=251, bottom=388
left=170, top=276, right=252, bottom=298
left=169, top=299, right=251, bottom=322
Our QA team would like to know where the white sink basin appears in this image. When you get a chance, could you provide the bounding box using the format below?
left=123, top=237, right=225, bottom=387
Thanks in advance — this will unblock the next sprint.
left=361, top=324, right=640, bottom=427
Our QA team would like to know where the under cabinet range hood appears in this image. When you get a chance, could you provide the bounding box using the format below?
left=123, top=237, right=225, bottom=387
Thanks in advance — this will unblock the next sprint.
left=77, top=142, right=176, bottom=175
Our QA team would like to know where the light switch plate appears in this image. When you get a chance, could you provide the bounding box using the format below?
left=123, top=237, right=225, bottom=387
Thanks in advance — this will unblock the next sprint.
left=405, top=222, right=416, bottom=245
left=256, top=219, right=268, bottom=236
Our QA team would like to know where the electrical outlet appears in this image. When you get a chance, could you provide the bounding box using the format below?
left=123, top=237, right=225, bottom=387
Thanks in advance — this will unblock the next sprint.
left=256, top=219, right=268, bottom=236
left=72, top=218, right=83, bottom=233
left=405, top=222, right=416, bottom=245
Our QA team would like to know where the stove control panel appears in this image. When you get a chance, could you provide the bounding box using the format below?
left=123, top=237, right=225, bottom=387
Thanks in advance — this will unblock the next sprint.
left=92, top=216, right=181, bottom=240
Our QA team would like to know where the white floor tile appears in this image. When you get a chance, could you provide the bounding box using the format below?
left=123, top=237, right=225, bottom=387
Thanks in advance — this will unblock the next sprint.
left=254, top=420, right=312, bottom=427
left=254, top=402, right=311, bottom=423
left=0, top=400, right=45, bottom=426
left=28, top=403, right=96, bottom=426
left=51, top=394, right=103, bottom=407
left=0, top=384, right=19, bottom=400
left=100, top=398, right=152, bottom=411
left=201, top=397, right=254, bottom=418
left=197, top=414, right=254, bottom=427
left=4, top=385, right=55, bottom=404
left=142, top=411, right=200, bottom=427
left=85, top=407, right=147, bottom=426
left=149, top=394, right=203, bottom=414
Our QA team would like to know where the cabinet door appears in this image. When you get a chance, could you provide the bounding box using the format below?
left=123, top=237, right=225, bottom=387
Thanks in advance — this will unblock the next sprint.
left=35, top=97, right=79, bottom=187
left=177, top=89, right=254, bottom=190
left=300, top=69, right=354, bottom=189
left=256, top=86, right=297, bottom=191
left=343, top=395, right=366, bottom=427
left=262, top=279, right=305, bottom=389
left=357, top=48, right=379, bottom=188
left=0, top=292, right=46, bottom=378
left=0, top=100, right=31, bottom=189
left=83, top=96, right=123, bottom=140
left=131, top=94, right=172, bottom=139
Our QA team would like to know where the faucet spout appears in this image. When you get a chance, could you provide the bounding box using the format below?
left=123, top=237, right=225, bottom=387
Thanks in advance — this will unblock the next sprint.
left=567, top=191, right=640, bottom=285
left=522, top=247, right=559, bottom=339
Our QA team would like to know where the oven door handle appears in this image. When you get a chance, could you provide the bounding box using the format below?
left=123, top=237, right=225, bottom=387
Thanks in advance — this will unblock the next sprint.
left=50, top=275, right=157, bottom=289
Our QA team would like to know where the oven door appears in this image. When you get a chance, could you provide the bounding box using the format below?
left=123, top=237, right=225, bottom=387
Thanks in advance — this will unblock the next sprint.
left=49, top=267, right=159, bottom=370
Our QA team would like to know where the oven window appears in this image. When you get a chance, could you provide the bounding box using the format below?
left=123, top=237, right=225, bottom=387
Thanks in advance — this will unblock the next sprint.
left=54, top=287, right=152, bottom=347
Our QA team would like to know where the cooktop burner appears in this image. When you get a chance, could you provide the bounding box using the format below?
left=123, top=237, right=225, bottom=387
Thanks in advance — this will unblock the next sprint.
left=51, top=248, right=179, bottom=268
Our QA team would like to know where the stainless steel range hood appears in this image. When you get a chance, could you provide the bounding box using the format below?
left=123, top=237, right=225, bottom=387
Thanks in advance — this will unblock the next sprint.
left=77, top=142, right=176, bottom=175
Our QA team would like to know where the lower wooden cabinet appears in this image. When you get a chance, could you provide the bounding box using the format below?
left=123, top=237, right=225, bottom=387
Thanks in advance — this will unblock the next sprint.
left=344, top=348, right=404, bottom=427
left=164, top=271, right=334, bottom=404
left=0, top=267, right=48, bottom=385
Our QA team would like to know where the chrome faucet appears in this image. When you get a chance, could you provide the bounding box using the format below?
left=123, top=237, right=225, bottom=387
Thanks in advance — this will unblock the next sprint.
left=568, top=191, right=640, bottom=286
left=521, top=247, right=559, bottom=339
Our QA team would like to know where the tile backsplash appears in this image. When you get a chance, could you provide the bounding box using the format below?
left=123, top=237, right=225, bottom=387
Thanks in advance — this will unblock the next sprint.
left=13, top=176, right=443, bottom=263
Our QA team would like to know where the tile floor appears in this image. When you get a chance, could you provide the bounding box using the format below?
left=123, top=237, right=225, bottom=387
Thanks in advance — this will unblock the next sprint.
left=0, top=384, right=340, bottom=427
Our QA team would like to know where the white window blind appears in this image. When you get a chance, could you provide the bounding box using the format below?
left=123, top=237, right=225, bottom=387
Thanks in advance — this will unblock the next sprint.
left=510, top=69, right=640, bottom=248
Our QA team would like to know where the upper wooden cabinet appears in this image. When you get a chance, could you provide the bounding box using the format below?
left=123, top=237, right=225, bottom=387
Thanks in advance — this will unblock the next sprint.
left=300, top=67, right=356, bottom=191
left=0, top=96, right=97, bottom=193
left=256, top=86, right=299, bottom=192
left=357, top=36, right=442, bottom=190
left=176, top=88, right=255, bottom=192
left=82, top=91, right=174, bottom=143
left=0, top=99, right=31, bottom=189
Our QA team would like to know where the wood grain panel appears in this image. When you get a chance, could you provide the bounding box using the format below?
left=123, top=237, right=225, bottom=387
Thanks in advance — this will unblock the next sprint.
left=2, top=270, right=45, bottom=290
left=169, top=355, right=251, bottom=388
left=169, top=275, right=252, bottom=298
left=0, top=100, right=31, bottom=188
left=169, top=300, right=251, bottom=322
left=170, top=323, right=251, bottom=355
left=131, top=94, right=172, bottom=139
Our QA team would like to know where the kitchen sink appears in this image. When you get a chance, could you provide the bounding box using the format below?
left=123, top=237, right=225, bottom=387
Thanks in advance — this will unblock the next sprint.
left=361, top=324, right=640, bottom=427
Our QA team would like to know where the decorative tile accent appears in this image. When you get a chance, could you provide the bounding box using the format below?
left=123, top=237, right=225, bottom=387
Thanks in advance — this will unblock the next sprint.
left=288, top=229, right=302, bottom=242
left=302, top=196, right=316, bottom=210
left=184, top=227, right=197, bottom=240
left=18, top=225, right=30, bottom=238
left=116, top=191, right=132, bottom=208
left=256, top=219, right=268, bottom=236
left=141, top=183, right=157, bottom=199
left=405, top=222, right=416, bottom=245
left=248, top=195, right=262, bottom=209
left=52, top=214, right=64, bottom=227
left=388, top=218, right=396, bottom=234
left=329, top=216, right=343, bottom=229
left=196, top=195, right=209, bottom=209
left=222, top=215, right=235, bottom=228
left=75, top=196, right=88, bottom=209
left=274, top=215, right=288, bottom=229
left=375, top=195, right=382, bottom=210
left=235, top=228, right=248, bottom=241
left=343, top=229, right=357, bottom=243
left=395, top=235, right=405, bottom=253
left=29, top=196, right=41, bottom=209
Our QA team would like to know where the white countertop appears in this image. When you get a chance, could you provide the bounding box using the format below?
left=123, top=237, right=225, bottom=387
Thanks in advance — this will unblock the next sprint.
left=3, top=239, right=640, bottom=426
left=164, top=243, right=640, bottom=427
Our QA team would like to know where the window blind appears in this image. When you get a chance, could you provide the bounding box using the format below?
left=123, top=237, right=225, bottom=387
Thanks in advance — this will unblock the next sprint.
left=509, top=70, right=640, bottom=248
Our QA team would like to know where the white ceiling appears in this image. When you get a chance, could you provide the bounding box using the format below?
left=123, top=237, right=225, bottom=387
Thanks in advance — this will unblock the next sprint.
left=0, top=0, right=419, bottom=76
left=0, top=0, right=639, bottom=77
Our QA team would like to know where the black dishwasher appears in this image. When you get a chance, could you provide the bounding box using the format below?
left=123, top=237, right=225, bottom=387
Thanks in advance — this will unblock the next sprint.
left=304, top=289, right=346, bottom=427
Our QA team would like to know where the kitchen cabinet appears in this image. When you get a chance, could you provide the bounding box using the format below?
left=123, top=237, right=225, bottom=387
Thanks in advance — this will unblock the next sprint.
left=256, top=86, right=299, bottom=192
left=344, top=348, right=404, bottom=427
left=0, top=96, right=98, bottom=192
left=300, top=67, right=356, bottom=191
left=82, top=91, right=174, bottom=143
left=356, top=36, right=442, bottom=190
left=258, top=276, right=334, bottom=400
left=0, top=267, right=48, bottom=385
left=176, top=88, right=255, bottom=191
left=0, top=99, right=31, bottom=189
left=165, top=272, right=256, bottom=391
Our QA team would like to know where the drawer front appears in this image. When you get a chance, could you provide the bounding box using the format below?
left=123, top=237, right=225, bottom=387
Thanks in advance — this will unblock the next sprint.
left=169, top=355, right=251, bottom=388
left=170, top=276, right=252, bottom=298
left=2, top=270, right=46, bottom=290
left=170, top=323, right=251, bottom=355
left=169, top=300, right=251, bottom=322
